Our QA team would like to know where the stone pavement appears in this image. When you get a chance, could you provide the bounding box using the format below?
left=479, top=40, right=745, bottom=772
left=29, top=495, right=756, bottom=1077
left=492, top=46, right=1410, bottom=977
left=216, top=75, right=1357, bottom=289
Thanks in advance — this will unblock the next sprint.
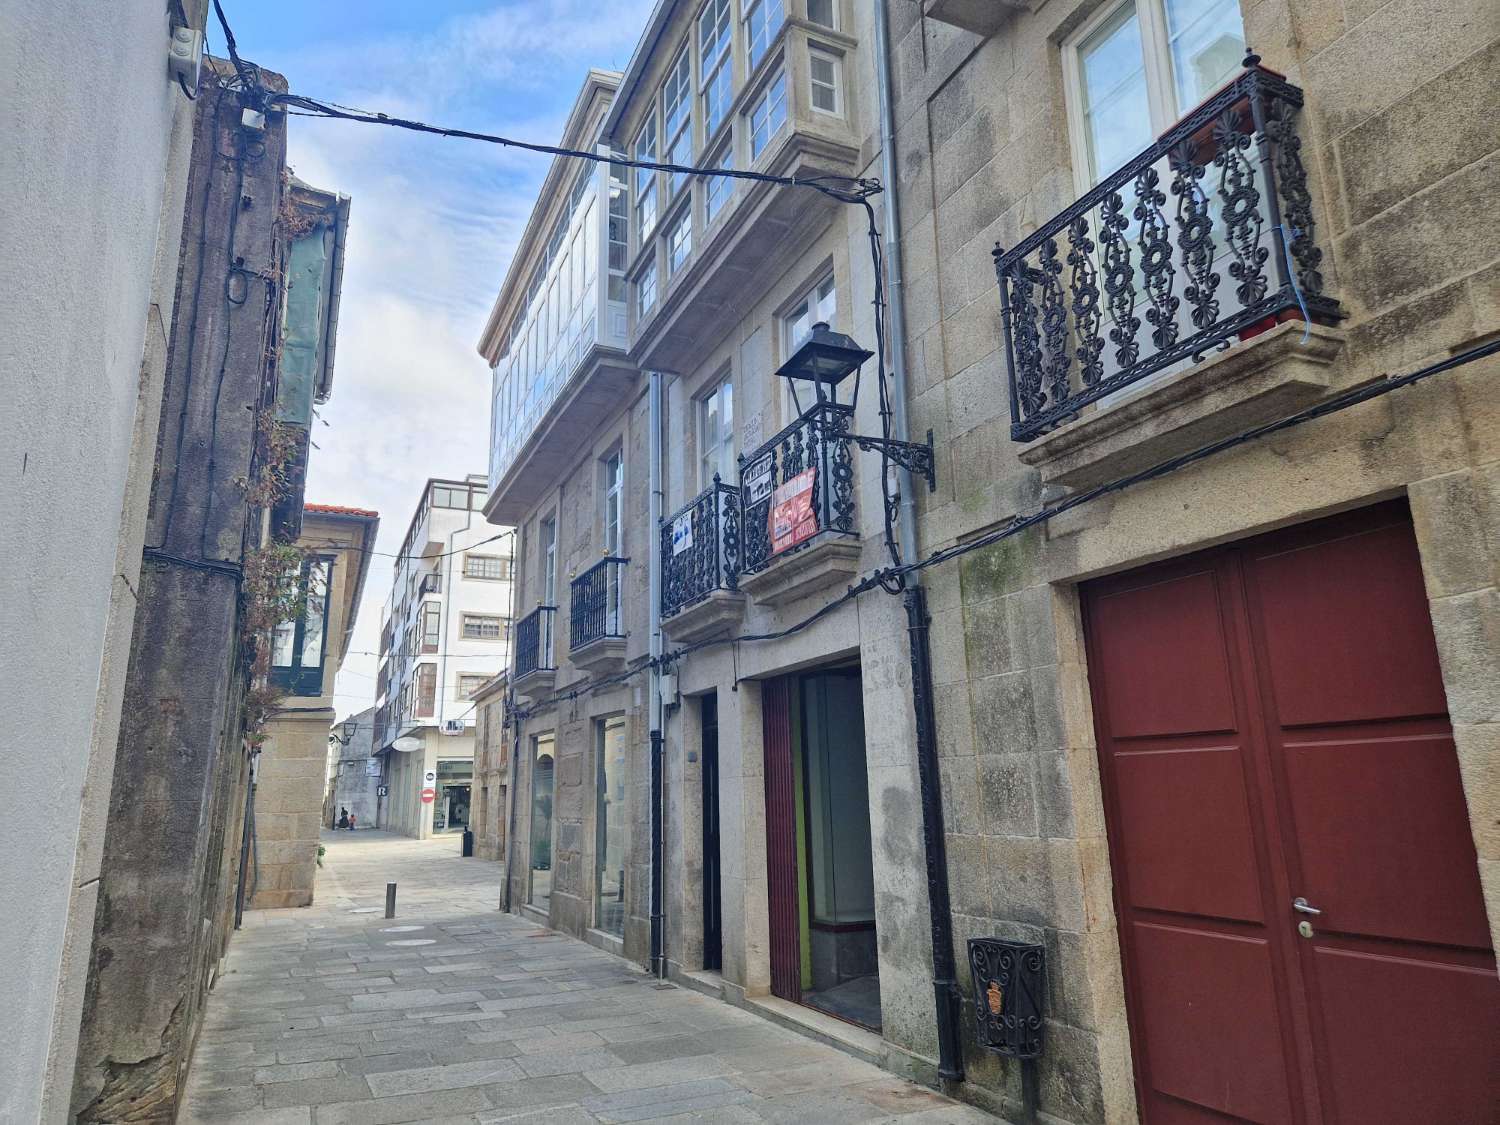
left=181, top=829, right=1000, bottom=1124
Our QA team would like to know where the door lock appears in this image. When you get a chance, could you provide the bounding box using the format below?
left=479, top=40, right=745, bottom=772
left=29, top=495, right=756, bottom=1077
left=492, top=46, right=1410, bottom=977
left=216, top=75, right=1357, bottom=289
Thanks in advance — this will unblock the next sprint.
left=1297, top=920, right=1314, bottom=939
left=1292, top=897, right=1322, bottom=915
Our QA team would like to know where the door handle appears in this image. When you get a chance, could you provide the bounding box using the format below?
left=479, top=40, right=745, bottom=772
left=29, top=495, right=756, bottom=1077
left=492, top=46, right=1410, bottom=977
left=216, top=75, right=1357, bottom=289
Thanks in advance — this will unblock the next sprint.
left=1292, top=897, right=1321, bottom=916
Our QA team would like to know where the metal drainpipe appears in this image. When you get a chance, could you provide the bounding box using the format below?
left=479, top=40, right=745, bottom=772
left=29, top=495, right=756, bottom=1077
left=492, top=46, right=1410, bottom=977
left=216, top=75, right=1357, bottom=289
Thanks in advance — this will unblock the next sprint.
left=648, top=371, right=666, bottom=978
left=501, top=690, right=522, bottom=913
left=875, top=0, right=965, bottom=1084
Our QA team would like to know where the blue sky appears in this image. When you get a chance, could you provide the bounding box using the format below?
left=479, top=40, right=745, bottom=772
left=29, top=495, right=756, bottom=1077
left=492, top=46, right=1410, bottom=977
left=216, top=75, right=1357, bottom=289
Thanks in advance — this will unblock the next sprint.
left=214, top=1, right=653, bottom=714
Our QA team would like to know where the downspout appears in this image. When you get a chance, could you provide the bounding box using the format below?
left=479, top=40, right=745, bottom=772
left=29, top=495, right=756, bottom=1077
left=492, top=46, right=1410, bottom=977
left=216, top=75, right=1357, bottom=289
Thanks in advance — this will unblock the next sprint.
left=875, top=0, right=965, bottom=1084
left=648, top=371, right=666, bottom=977
left=501, top=689, right=522, bottom=913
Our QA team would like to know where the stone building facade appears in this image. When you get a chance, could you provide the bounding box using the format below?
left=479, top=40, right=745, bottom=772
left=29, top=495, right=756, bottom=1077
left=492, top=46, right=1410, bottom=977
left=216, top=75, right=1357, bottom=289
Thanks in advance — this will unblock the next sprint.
left=472, top=674, right=511, bottom=862
left=326, top=706, right=380, bottom=829
left=250, top=506, right=377, bottom=908
left=888, top=0, right=1500, bottom=1121
left=483, top=0, right=1499, bottom=1122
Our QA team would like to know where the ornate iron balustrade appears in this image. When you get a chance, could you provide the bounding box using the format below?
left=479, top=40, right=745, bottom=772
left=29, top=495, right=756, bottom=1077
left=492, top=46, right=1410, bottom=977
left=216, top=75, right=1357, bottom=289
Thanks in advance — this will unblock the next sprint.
left=738, top=400, right=856, bottom=576
left=514, top=605, right=557, bottom=678
left=569, top=556, right=628, bottom=650
left=994, top=59, right=1341, bottom=442
left=661, top=477, right=741, bottom=619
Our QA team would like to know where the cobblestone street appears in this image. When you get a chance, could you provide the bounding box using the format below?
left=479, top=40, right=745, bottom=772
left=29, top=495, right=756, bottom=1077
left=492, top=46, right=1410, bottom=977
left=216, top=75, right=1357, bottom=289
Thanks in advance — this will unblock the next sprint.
left=181, top=830, right=998, bottom=1124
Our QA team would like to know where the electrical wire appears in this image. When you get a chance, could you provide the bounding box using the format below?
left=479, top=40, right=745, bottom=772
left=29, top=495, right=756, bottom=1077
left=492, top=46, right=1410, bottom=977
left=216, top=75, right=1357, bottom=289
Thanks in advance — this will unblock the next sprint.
left=507, top=336, right=1500, bottom=719
left=295, top=527, right=515, bottom=562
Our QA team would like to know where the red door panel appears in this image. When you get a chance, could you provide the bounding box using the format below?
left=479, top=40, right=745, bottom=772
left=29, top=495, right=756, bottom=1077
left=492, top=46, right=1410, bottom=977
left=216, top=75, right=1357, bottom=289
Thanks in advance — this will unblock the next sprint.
left=762, top=676, right=801, bottom=1003
left=1112, top=746, right=1265, bottom=923
left=1280, top=733, right=1492, bottom=949
left=1130, top=921, right=1295, bottom=1123
left=1084, top=502, right=1497, bottom=1125
left=1308, top=947, right=1500, bottom=1125
left=1246, top=523, right=1448, bottom=727
left=1087, top=569, right=1239, bottom=738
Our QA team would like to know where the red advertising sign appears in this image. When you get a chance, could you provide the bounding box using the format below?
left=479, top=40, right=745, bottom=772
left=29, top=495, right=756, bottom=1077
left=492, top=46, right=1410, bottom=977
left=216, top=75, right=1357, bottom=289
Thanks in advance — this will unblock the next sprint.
left=768, top=469, right=818, bottom=555
left=420, top=787, right=436, bottom=804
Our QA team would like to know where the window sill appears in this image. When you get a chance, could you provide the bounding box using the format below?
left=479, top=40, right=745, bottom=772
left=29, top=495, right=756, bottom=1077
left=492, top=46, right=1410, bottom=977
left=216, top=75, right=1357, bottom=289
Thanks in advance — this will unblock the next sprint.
left=1017, top=321, right=1348, bottom=492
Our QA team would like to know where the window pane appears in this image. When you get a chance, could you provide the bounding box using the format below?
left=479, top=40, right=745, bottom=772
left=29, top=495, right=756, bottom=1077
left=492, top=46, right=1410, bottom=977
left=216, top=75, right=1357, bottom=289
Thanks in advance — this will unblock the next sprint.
left=668, top=210, right=692, bottom=274
left=1164, top=0, right=1245, bottom=111
left=705, top=143, right=734, bottom=222
left=271, top=619, right=295, bottom=667
left=808, top=0, right=834, bottom=26
left=810, top=51, right=838, bottom=112
left=1078, top=2, right=1153, bottom=182
left=638, top=258, right=657, bottom=313
left=300, top=561, right=328, bottom=667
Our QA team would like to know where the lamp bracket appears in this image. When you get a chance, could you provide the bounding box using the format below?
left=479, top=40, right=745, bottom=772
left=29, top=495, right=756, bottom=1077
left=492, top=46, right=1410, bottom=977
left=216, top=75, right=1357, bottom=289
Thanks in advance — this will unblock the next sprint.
left=849, top=429, right=937, bottom=492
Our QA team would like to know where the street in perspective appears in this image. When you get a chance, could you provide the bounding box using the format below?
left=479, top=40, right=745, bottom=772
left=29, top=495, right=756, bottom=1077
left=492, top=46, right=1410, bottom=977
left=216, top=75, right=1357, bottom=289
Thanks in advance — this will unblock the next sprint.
left=6, top=0, right=1499, bottom=1123
left=183, top=830, right=995, bottom=1123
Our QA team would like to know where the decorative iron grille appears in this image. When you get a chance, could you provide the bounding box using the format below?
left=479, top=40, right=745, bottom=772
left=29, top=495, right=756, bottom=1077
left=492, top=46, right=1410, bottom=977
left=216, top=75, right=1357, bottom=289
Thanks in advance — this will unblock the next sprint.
left=967, top=938, right=1045, bottom=1059
left=569, top=557, right=628, bottom=650
left=661, top=477, right=741, bottom=619
left=514, top=605, right=556, bottom=678
left=738, top=400, right=856, bottom=576
left=994, top=60, right=1341, bottom=442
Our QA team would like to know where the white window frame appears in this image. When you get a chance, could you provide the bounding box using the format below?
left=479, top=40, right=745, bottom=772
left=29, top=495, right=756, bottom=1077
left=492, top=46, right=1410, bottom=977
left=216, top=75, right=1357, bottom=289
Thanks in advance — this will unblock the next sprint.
left=602, top=450, right=624, bottom=555
left=540, top=516, right=558, bottom=606
left=744, top=0, right=785, bottom=73
left=698, top=374, right=736, bottom=488
left=666, top=207, right=692, bottom=276
left=662, top=47, right=693, bottom=196
left=461, top=614, right=506, bottom=641
left=1061, top=0, right=1245, bottom=192
left=748, top=68, right=788, bottom=161
left=633, top=109, right=659, bottom=242
left=808, top=45, right=842, bottom=116
left=703, top=141, right=734, bottom=225
left=781, top=271, right=836, bottom=422
left=698, top=0, right=733, bottom=143
left=637, top=255, right=658, bottom=317
left=806, top=0, right=836, bottom=28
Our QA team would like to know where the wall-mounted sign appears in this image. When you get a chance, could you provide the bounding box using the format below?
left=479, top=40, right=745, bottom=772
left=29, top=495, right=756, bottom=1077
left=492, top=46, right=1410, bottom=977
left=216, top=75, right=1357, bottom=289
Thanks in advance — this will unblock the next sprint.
left=376, top=785, right=388, bottom=797
left=392, top=736, right=422, bottom=753
left=769, top=468, right=817, bottom=555
left=420, top=787, right=436, bottom=804
left=744, top=455, right=774, bottom=506
left=671, top=512, right=693, bottom=556
left=423, top=769, right=437, bottom=786
left=365, top=760, right=381, bottom=777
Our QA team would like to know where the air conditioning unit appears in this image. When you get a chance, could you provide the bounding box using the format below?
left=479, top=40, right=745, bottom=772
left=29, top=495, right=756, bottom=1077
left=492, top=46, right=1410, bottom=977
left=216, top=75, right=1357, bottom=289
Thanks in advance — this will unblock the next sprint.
left=441, top=719, right=467, bottom=735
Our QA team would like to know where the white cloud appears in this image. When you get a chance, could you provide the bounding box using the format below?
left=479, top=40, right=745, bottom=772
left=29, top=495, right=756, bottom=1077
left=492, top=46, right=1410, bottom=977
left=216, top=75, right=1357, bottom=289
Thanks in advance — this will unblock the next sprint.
left=285, top=1, right=653, bottom=717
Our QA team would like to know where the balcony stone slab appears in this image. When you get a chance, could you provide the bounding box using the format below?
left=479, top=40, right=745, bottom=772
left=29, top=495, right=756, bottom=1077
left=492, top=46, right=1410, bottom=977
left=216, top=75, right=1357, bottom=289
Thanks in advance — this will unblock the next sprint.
left=661, top=589, right=748, bottom=645
left=740, top=537, right=862, bottom=608
left=922, top=0, right=1035, bottom=37
left=512, top=667, right=556, bottom=702
left=569, top=635, right=627, bottom=676
left=1019, top=321, right=1348, bottom=493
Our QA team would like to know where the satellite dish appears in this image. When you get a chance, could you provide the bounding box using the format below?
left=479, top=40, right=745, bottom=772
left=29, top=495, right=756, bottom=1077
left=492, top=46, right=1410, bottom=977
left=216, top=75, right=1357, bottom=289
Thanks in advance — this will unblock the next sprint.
left=392, top=736, right=422, bottom=753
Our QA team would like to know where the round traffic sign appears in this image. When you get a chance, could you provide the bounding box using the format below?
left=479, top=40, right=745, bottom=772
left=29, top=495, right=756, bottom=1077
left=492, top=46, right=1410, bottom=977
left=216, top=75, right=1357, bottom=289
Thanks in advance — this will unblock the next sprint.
left=420, top=787, right=436, bottom=804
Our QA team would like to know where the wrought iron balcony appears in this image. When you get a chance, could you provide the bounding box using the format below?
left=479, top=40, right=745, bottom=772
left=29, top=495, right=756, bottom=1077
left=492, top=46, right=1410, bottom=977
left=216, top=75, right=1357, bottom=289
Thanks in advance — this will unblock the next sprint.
left=661, top=478, right=741, bottom=619
left=738, top=400, right=856, bottom=576
left=513, top=605, right=557, bottom=679
left=994, top=60, right=1341, bottom=443
left=569, top=556, right=628, bottom=651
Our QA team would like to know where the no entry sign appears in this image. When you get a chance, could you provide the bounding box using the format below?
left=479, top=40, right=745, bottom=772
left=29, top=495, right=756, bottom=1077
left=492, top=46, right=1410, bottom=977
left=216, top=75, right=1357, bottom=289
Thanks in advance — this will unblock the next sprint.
left=420, top=787, right=436, bottom=804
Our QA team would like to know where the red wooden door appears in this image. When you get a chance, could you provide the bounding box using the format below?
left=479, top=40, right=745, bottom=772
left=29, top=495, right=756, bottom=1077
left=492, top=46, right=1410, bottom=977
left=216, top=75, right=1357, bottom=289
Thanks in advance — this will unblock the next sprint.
left=1083, top=502, right=1497, bottom=1125
left=762, top=676, right=801, bottom=1002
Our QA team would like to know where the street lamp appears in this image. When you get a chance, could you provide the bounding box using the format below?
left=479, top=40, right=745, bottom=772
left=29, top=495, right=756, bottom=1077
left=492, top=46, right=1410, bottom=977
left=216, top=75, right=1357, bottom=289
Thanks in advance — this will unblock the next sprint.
left=774, top=322, right=936, bottom=492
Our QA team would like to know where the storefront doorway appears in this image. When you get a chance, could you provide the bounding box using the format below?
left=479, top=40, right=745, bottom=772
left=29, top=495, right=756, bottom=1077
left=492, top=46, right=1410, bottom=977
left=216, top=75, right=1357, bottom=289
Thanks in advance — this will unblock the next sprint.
left=763, top=668, right=880, bottom=1030
left=595, top=716, right=628, bottom=937
left=433, top=759, right=472, bottom=833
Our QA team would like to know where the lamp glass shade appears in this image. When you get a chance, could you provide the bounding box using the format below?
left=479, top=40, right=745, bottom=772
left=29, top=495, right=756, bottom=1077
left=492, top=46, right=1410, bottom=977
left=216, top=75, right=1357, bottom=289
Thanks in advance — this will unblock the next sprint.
left=774, top=322, right=873, bottom=387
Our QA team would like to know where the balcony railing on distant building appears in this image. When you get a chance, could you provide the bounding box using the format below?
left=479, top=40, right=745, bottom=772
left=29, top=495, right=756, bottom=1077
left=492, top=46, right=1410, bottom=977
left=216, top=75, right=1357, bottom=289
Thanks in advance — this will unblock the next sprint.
left=419, top=572, right=442, bottom=596
left=738, top=401, right=856, bottom=576
left=661, top=477, right=740, bottom=619
left=570, top=557, right=628, bottom=650
left=514, top=605, right=557, bottom=679
left=993, top=59, right=1340, bottom=443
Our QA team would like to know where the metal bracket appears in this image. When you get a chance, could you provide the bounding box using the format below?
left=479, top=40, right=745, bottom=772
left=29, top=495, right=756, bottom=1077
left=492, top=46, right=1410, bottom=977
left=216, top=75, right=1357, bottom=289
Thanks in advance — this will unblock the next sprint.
left=850, top=428, right=938, bottom=492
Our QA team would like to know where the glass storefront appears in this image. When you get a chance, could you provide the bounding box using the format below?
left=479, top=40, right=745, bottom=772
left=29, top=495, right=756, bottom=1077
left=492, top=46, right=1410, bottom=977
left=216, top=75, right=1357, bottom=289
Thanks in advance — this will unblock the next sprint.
left=595, top=717, right=629, bottom=937
left=433, top=759, right=472, bottom=833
